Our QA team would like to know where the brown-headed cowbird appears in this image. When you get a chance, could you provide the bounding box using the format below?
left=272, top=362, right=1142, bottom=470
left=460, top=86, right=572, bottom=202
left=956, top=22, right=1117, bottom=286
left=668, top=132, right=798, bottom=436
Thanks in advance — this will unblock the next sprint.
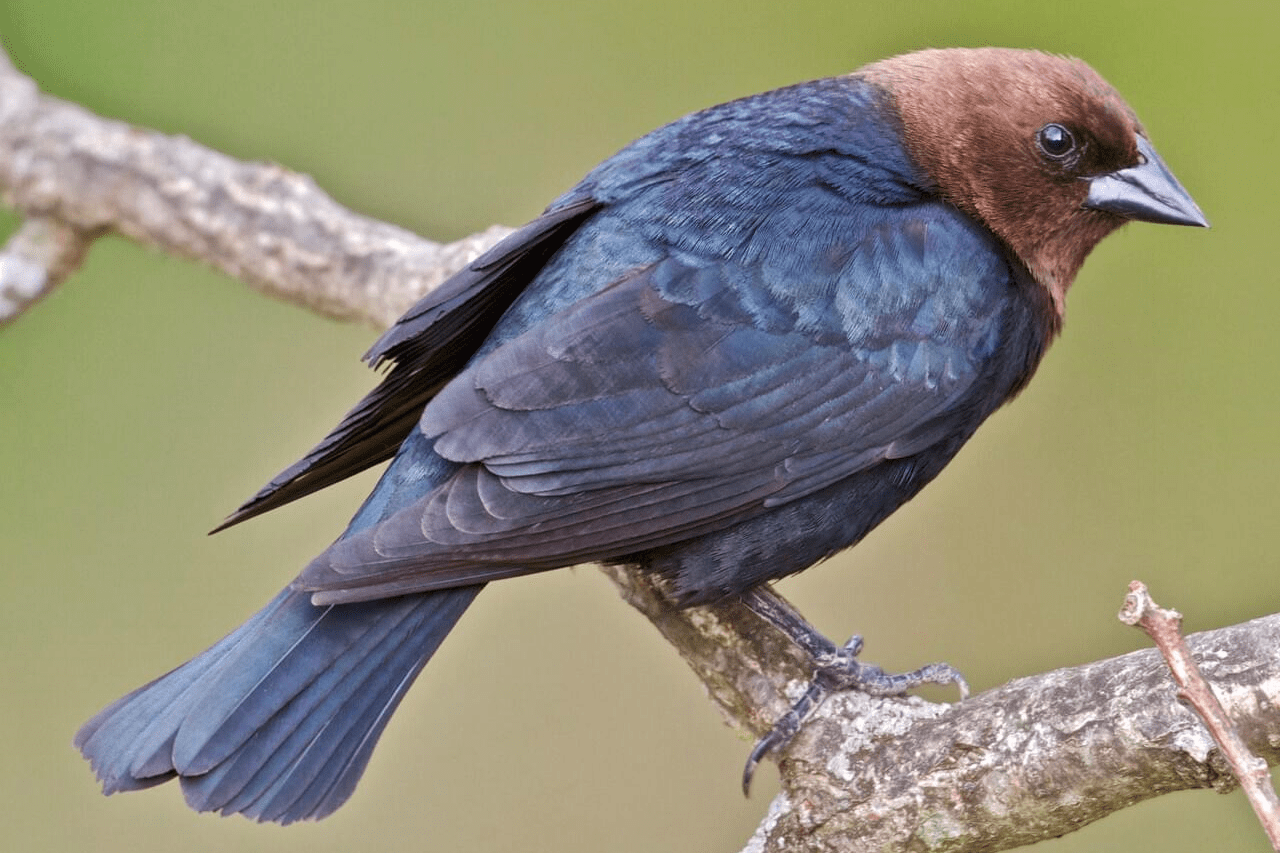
left=76, top=48, right=1206, bottom=823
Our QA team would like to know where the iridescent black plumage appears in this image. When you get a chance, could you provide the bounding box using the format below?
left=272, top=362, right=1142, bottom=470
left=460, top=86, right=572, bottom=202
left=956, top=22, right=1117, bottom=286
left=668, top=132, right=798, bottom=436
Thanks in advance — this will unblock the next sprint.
left=77, top=49, right=1205, bottom=823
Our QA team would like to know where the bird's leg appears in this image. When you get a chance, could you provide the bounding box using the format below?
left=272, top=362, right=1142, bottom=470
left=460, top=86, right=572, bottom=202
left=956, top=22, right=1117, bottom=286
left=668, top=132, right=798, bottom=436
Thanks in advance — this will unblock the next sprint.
left=739, top=585, right=969, bottom=793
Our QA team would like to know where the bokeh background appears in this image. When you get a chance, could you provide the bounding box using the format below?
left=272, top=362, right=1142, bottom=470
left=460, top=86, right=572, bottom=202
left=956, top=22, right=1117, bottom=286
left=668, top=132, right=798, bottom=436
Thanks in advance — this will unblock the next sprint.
left=2, top=2, right=1276, bottom=851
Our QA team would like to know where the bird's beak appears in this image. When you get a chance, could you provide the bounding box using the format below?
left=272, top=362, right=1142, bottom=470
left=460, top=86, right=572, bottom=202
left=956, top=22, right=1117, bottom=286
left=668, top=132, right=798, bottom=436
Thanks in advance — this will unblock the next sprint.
left=1085, top=136, right=1208, bottom=227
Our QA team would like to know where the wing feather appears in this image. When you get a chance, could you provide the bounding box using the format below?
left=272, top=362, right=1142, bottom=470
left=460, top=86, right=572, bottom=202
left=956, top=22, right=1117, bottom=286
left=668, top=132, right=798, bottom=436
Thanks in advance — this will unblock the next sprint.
left=295, top=207, right=1012, bottom=601
left=213, top=198, right=601, bottom=531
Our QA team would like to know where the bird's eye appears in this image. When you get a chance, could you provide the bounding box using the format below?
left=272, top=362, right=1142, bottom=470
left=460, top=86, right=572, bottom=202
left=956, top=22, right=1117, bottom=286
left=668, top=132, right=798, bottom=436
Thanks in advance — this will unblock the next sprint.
left=1037, top=123, right=1077, bottom=160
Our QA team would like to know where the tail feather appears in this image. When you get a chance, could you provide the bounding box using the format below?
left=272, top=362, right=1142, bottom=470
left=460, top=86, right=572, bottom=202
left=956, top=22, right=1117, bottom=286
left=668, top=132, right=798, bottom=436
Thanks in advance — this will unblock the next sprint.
left=76, top=594, right=293, bottom=790
left=181, top=590, right=456, bottom=820
left=75, top=584, right=481, bottom=823
left=175, top=589, right=419, bottom=775
left=177, top=600, right=418, bottom=812
left=231, top=604, right=442, bottom=822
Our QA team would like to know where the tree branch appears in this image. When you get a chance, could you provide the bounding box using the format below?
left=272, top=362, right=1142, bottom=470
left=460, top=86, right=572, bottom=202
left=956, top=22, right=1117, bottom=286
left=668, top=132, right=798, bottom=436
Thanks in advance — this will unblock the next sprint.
left=0, top=47, right=511, bottom=329
left=611, top=566, right=1280, bottom=852
left=4, top=44, right=1278, bottom=853
left=0, top=215, right=92, bottom=326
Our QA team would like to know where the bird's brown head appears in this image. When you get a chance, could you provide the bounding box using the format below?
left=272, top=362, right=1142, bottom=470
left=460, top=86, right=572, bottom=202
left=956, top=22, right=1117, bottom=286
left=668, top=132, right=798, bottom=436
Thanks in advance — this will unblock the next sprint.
left=862, top=48, right=1206, bottom=324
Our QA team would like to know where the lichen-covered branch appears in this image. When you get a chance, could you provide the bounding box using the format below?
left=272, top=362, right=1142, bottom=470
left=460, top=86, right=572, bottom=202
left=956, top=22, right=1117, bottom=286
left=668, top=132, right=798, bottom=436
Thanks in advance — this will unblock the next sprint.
left=609, top=566, right=1280, bottom=853
left=3, top=42, right=1278, bottom=853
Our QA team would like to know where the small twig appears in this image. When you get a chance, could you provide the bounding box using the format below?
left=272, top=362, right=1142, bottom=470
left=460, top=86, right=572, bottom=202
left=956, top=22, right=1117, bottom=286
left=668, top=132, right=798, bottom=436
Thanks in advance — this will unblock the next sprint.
left=1120, top=580, right=1280, bottom=851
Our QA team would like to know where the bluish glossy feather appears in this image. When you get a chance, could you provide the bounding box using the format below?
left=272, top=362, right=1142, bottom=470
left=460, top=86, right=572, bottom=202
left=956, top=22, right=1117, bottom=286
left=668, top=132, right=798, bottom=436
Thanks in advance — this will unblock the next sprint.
left=78, top=50, right=1205, bottom=821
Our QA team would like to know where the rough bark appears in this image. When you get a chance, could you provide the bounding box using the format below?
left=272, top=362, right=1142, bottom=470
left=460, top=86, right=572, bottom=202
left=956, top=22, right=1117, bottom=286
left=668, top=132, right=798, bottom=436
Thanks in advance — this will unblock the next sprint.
left=609, top=566, right=1280, bottom=852
left=0, top=47, right=511, bottom=329
left=3, top=44, right=1277, bottom=853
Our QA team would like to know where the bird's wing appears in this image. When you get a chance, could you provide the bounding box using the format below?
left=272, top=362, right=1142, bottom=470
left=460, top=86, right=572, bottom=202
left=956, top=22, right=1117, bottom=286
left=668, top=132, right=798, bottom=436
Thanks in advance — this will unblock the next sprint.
left=214, top=197, right=602, bottom=531
left=300, top=207, right=1013, bottom=601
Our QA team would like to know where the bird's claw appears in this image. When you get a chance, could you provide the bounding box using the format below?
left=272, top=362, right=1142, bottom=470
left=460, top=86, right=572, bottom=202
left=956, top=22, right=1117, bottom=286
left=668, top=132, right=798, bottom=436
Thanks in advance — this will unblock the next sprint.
left=742, top=678, right=824, bottom=794
left=741, top=634, right=968, bottom=795
left=814, top=638, right=969, bottom=698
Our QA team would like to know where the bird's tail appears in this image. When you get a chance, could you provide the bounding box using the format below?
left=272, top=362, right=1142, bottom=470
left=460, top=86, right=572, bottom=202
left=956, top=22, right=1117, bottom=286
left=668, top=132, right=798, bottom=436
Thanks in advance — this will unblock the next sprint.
left=75, top=584, right=481, bottom=823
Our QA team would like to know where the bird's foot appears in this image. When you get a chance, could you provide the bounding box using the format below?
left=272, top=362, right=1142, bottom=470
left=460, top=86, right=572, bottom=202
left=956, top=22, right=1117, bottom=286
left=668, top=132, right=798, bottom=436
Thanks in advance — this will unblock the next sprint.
left=739, top=587, right=968, bottom=794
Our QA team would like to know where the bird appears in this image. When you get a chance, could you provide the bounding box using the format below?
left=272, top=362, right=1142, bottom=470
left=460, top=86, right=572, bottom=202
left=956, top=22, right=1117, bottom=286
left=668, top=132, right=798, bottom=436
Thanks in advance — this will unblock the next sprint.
left=75, top=47, right=1206, bottom=824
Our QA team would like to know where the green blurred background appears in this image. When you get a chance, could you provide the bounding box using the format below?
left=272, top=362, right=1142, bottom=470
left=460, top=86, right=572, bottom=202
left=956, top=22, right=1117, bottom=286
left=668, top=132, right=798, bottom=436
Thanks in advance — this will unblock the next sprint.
left=2, top=1, right=1276, bottom=851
